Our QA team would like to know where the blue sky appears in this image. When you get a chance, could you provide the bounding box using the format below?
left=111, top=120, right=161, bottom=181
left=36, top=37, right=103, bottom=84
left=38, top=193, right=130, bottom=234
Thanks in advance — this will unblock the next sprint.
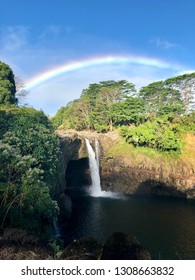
left=0, top=0, right=195, bottom=115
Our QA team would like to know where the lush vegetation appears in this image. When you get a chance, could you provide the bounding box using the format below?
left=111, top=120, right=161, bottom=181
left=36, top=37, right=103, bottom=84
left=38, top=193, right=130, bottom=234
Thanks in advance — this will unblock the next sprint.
left=53, top=74, right=195, bottom=154
left=1, top=59, right=195, bottom=237
left=121, top=118, right=181, bottom=153
left=53, top=80, right=139, bottom=132
left=0, top=61, right=61, bottom=236
left=0, top=61, right=18, bottom=105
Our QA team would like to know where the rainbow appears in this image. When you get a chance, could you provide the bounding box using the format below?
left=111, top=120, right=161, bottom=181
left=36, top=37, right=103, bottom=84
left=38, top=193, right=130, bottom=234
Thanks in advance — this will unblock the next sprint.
left=25, top=55, right=181, bottom=90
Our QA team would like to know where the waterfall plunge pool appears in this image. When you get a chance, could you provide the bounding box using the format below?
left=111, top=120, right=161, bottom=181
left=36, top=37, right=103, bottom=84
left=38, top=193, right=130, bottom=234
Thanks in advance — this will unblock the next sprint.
left=61, top=193, right=195, bottom=260
left=62, top=138, right=195, bottom=259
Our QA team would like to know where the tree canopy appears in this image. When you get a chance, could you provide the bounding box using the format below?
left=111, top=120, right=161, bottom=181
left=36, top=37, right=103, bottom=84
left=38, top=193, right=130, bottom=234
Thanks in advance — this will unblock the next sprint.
left=53, top=73, right=195, bottom=153
left=53, top=80, right=140, bottom=132
left=164, top=73, right=195, bottom=114
left=0, top=61, right=17, bottom=105
left=139, top=80, right=184, bottom=117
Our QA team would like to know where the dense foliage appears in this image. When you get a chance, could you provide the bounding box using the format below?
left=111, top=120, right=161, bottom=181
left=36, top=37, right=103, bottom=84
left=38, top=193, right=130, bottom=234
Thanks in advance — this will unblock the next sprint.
left=0, top=61, right=62, bottom=235
left=0, top=61, right=18, bottom=105
left=164, top=73, right=195, bottom=114
left=120, top=119, right=180, bottom=152
left=53, top=74, right=195, bottom=154
left=53, top=80, right=141, bottom=132
left=0, top=107, right=60, bottom=235
left=139, top=81, right=184, bottom=117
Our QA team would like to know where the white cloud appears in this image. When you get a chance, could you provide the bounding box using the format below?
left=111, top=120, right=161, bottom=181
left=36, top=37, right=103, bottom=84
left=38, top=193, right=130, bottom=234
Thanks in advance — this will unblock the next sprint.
left=47, top=25, right=62, bottom=35
left=39, top=25, right=62, bottom=39
left=0, top=25, right=29, bottom=52
left=150, top=37, right=177, bottom=49
left=38, top=25, right=74, bottom=41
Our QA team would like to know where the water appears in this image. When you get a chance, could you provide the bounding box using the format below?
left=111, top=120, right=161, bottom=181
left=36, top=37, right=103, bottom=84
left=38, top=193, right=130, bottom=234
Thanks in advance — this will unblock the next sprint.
left=63, top=194, right=195, bottom=260
left=85, top=138, right=102, bottom=197
left=95, top=138, right=100, bottom=169
left=63, top=138, right=195, bottom=259
left=85, top=138, right=115, bottom=198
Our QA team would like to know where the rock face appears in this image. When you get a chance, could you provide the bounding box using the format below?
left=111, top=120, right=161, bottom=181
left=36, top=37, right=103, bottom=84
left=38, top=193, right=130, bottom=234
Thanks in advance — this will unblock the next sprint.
left=97, top=132, right=195, bottom=199
left=56, top=130, right=195, bottom=199
left=101, top=158, right=194, bottom=198
left=100, top=232, right=150, bottom=260
left=56, top=131, right=89, bottom=218
left=57, top=131, right=83, bottom=194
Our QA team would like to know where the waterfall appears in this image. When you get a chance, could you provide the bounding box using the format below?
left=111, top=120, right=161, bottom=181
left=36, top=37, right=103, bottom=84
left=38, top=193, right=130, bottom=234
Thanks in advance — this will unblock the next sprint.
left=85, top=138, right=116, bottom=198
left=95, top=138, right=100, bottom=169
left=85, top=138, right=102, bottom=197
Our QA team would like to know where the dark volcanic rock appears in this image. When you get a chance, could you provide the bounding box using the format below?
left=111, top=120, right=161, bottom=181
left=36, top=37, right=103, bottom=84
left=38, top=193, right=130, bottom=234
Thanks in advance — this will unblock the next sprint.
left=100, top=232, right=151, bottom=260
left=65, top=158, right=91, bottom=190
left=60, top=237, right=102, bottom=260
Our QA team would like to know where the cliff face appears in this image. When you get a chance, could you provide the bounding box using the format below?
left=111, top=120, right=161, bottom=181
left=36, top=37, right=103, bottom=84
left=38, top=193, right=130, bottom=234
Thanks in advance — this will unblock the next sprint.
left=57, top=130, right=195, bottom=199
left=99, top=132, right=195, bottom=199
left=56, top=131, right=87, bottom=219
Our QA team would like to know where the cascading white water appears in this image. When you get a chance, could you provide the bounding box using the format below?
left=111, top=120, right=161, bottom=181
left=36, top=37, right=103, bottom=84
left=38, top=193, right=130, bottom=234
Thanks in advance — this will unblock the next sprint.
left=95, top=138, right=100, bottom=169
left=85, top=138, right=117, bottom=198
left=85, top=138, right=102, bottom=197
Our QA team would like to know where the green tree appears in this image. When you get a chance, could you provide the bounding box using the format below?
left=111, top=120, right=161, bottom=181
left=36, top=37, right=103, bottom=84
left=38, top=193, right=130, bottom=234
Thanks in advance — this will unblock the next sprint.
left=71, top=96, right=92, bottom=130
left=111, top=97, right=145, bottom=126
left=0, top=134, right=58, bottom=231
left=82, top=80, right=137, bottom=131
left=53, top=80, right=137, bottom=132
left=0, top=108, right=60, bottom=232
left=52, top=105, right=73, bottom=128
left=52, top=97, right=92, bottom=130
left=120, top=118, right=182, bottom=153
left=81, top=80, right=136, bottom=102
left=0, top=61, right=17, bottom=105
left=139, top=81, right=184, bottom=117
left=164, top=72, right=195, bottom=114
